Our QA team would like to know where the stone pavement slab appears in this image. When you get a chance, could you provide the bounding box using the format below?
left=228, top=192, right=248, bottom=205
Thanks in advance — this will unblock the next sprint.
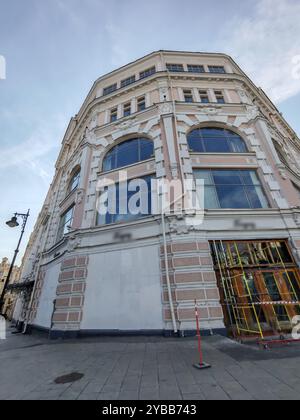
left=0, top=329, right=300, bottom=400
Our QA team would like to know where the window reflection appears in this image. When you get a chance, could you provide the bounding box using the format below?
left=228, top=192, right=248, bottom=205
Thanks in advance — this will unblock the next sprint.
left=103, top=138, right=154, bottom=172
left=194, top=169, right=269, bottom=209
left=188, top=128, right=247, bottom=153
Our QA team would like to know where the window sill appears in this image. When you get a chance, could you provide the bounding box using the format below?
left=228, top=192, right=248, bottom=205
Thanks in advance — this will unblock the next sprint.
left=190, top=152, right=256, bottom=156
left=97, top=158, right=155, bottom=176
left=203, top=207, right=272, bottom=212
left=95, top=215, right=157, bottom=230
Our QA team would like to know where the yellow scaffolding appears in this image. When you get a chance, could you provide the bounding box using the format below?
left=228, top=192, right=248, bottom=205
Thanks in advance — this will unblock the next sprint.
left=212, top=239, right=300, bottom=340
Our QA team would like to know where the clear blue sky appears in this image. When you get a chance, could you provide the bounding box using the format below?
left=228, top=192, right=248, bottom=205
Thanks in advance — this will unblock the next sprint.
left=0, top=0, right=300, bottom=265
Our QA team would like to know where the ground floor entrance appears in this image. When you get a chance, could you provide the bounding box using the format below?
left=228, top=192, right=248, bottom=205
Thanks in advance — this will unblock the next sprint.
left=211, top=239, right=300, bottom=338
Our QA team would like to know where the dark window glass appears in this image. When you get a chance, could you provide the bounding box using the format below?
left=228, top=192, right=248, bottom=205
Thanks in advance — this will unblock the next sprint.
left=208, top=66, right=226, bottom=74
left=216, top=185, right=251, bottom=208
left=137, top=97, right=146, bottom=112
left=103, top=152, right=116, bottom=172
left=68, top=169, right=80, bottom=194
left=188, top=127, right=247, bottom=154
left=103, top=84, right=117, bottom=96
left=166, top=64, right=184, bottom=72
left=103, top=138, right=154, bottom=171
left=97, top=175, right=154, bottom=225
left=284, top=272, right=300, bottom=300
left=271, top=241, right=293, bottom=264
left=110, top=108, right=118, bottom=122
left=121, top=76, right=136, bottom=88
left=187, top=65, right=205, bottom=73
left=188, top=137, right=205, bottom=153
left=183, top=90, right=193, bottom=103
left=194, top=169, right=269, bottom=209
left=217, top=97, right=225, bottom=104
left=262, top=273, right=290, bottom=321
left=213, top=170, right=242, bottom=185
left=123, top=103, right=131, bottom=117
left=57, top=205, right=75, bottom=240
left=203, top=137, right=230, bottom=153
left=140, top=138, right=154, bottom=160
left=215, top=90, right=225, bottom=104
left=140, top=67, right=156, bottom=79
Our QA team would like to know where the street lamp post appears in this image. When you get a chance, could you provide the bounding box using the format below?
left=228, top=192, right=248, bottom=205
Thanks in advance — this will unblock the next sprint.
left=0, top=210, right=30, bottom=315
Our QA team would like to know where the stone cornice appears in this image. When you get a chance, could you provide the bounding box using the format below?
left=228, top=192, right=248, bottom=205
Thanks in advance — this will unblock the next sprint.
left=58, top=72, right=299, bottom=160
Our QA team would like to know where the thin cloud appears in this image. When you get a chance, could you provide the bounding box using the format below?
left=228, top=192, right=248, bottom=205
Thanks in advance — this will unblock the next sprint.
left=222, top=0, right=300, bottom=103
left=0, top=117, right=63, bottom=180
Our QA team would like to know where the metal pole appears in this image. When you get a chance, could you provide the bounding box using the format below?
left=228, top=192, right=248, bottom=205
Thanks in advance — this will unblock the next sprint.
left=195, top=300, right=203, bottom=365
left=0, top=210, right=30, bottom=315
left=161, top=211, right=178, bottom=335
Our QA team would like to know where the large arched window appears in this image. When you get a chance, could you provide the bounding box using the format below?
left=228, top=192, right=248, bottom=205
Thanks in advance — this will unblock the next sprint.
left=103, top=138, right=154, bottom=172
left=188, top=127, right=247, bottom=153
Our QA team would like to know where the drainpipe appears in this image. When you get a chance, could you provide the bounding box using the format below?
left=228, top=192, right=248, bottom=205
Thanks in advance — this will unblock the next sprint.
left=159, top=52, right=179, bottom=335
left=161, top=210, right=178, bottom=335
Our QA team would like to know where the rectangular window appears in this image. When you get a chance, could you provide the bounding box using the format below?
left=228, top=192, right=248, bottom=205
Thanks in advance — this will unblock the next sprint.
left=140, top=66, right=156, bottom=79
left=103, top=83, right=117, bottom=96
left=215, top=90, right=225, bottom=104
left=123, top=102, right=131, bottom=117
left=187, top=65, right=205, bottom=73
left=194, top=169, right=269, bottom=209
left=57, top=205, right=75, bottom=241
left=121, top=75, right=136, bottom=88
left=110, top=108, right=118, bottom=123
left=208, top=66, right=226, bottom=74
left=137, top=96, right=146, bottom=112
left=97, top=175, right=154, bottom=225
left=166, top=63, right=184, bottom=73
left=183, top=89, right=193, bottom=103
left=199, top=90, right=209, bottom=103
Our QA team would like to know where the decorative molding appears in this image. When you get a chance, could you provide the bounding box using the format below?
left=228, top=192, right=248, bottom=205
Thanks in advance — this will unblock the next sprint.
left=67, top=235, right=82, bottom=252
left=113, top=117, right=138, bottom=130
left=75, top=189, right=84, bottom=205
left=293, top=213, right=300, bottom=226
left=159, top=103, right=173, bottom=115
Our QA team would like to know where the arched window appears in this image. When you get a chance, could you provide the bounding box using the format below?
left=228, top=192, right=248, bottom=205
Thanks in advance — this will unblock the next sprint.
left=103, top=138, right=154, bottom=172
left=188, top=127, right=247, bottom=153
left=67, top=167, right=81, bottom=194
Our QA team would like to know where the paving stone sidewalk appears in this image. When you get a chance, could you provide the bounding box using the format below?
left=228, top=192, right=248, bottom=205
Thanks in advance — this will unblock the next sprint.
left=0, top=328, right=300, bottom=400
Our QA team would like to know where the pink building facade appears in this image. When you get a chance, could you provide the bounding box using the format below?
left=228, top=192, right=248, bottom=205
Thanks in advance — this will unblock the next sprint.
left=14, top=51, right=300, bottom=339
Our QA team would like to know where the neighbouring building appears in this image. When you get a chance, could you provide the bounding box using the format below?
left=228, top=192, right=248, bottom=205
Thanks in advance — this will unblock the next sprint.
left=14, top=50, right=300, bottom=339
left=0, top=258, right=20, bottom=319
